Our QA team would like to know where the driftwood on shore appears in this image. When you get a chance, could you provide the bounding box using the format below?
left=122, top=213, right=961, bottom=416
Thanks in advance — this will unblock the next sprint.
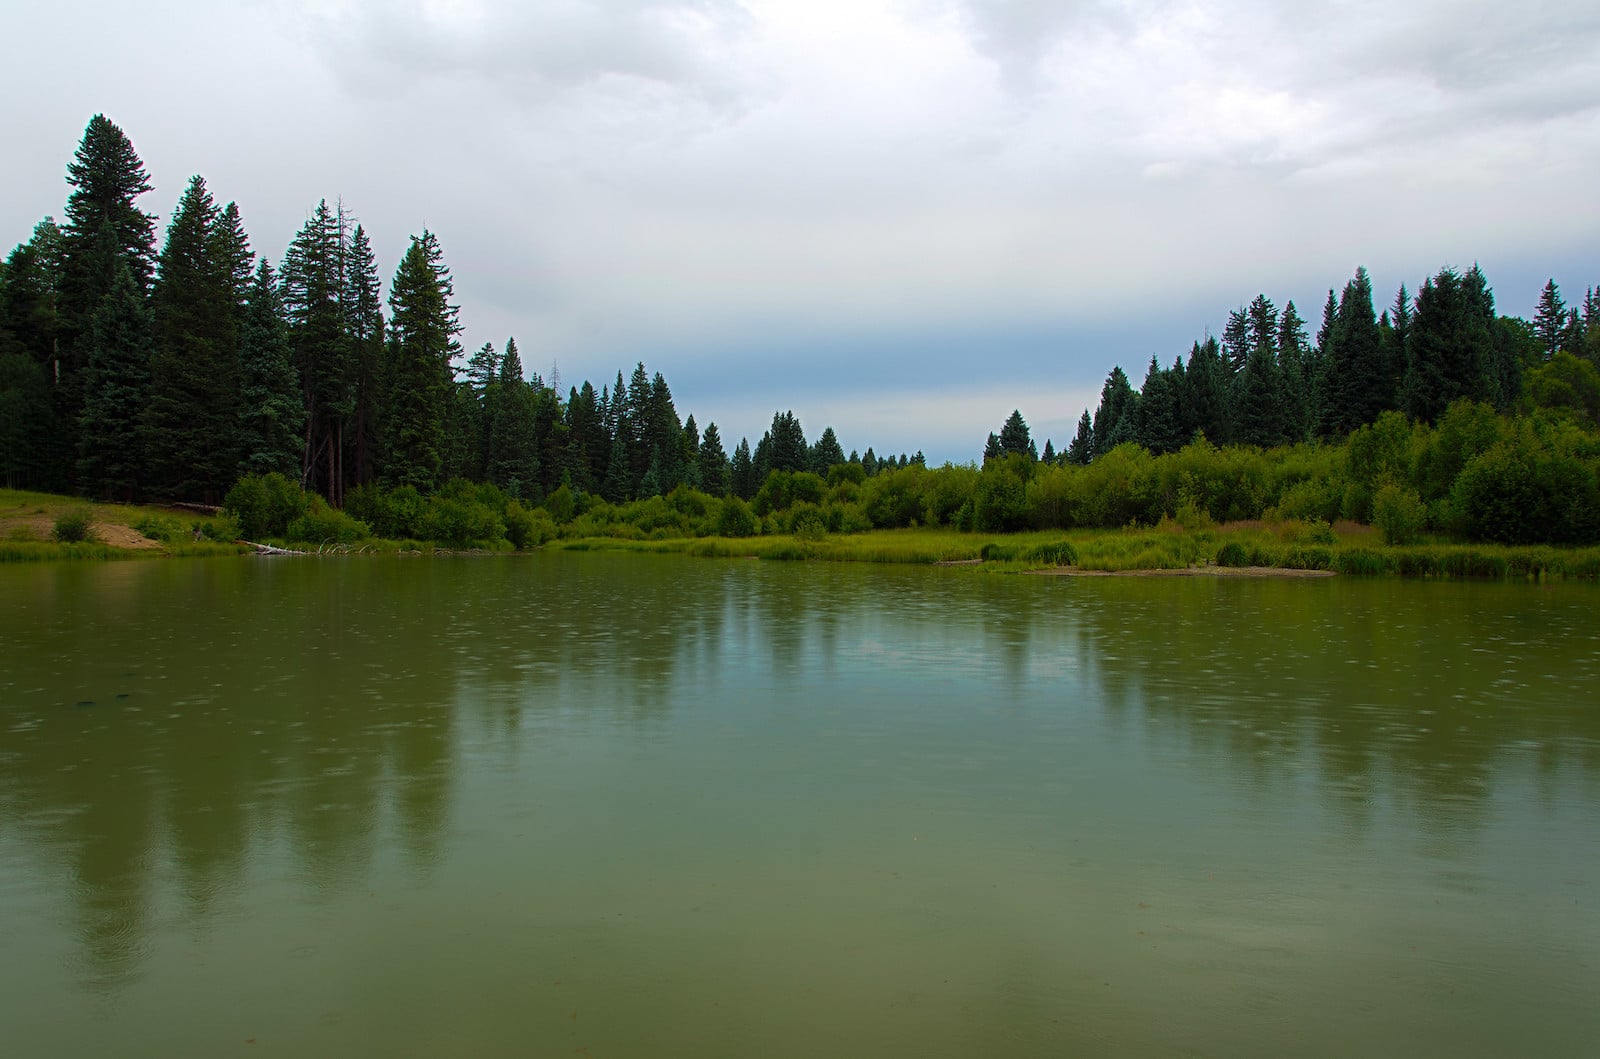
left=242, top=540, right=313, bottom=555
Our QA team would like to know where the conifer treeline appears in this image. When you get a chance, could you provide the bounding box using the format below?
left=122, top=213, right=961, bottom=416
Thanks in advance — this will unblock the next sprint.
left=1026, top=269, right=1599, bottom=467
left=1, top=116, right=921, bottom=502
left=4, top=115, right=1597, bottom=510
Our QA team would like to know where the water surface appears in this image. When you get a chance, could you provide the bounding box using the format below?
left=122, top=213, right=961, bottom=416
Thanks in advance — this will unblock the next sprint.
left=2, top=554, right=1597, bottom=1056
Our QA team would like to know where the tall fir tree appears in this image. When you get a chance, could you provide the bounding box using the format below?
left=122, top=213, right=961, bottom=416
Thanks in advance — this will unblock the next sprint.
left=1319, top=267, right=1389, bottom=437
left=145, top=175, right=247, bottom=499
left=76, top=261, right=151, bottom=499
left=236, top=261, right=305, bottom=478
left=1533, top=279, right=1566, bottom=360
left=489, top=338, right=539, bottom=497
left=697, top=421, right=730, bottom=495
left=730, top=437, right=755, bottom=498
left=281, top=200, right=350, bottom=500
left=1276, top=300, right=1310, bottom=442
left=1403, top=267, right=1493, bottom=423
left=383, top=230, right=461, bottom=491
left=343, top=223, right=385, bottom=489
left=1136, top=357, right=1184, bottom=454
left=56, top=115, right=158, bottom=488
left=1092, top=365, right=1139, bottom=455
left=1065, top=410, right=1093, bottom=465
left=0, top=220, right=65, bottom=488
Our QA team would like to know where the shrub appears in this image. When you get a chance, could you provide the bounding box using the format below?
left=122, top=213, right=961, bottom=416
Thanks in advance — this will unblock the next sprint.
left=133, top=514, right=182, bottom=542
left=52, top=507, right=97, bottom=543
left=1373, top=482, right=1427, bottom=545
left=503, top=501, right=556, bottom=549
left=285, top=496, right=371, bottom=545
left=1215, top=541, right=1250, bottom=567
left=224, top=472, right=310, bottom=540
left=1022, top=541, right=1078, bottom=566
left=717, top=496, right=757, bottom=538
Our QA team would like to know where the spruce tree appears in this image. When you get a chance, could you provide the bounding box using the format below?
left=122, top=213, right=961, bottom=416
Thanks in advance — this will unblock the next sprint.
left=383, top=230, right=460, bottom=491
left=76, top=262, right=151, bottom=499
left=1319, top=267, right=1389, bottom=437
left=730, top=437, right=755, bottom=498
left=0, top=221, right=66, bottom=489
left=1277, top=300, right=1311, bottom=442
left=489, top=338, right=539, bottom=496
left=236, top=261, right=305, bottom=479
left=997, top=409, right=1037, bottom=460
left=343, top=223, right=385, bottom=488
left=1533, top=279, right=1566, bottom=359
left=1065, top=411, right=1093, bottom=465
left=145, top=175, right=246, bottom=499
left=697, top=421, right=730, bottom=495
left=601, top=430, right=632, bottom=503
left=281, top=201, right=352, bottom=501
left=1183, top=338, right=1229, bottom=443
left=810, top=425, right=846, bottom=473
left=1221, top=307, right=1251, bottom=375
left=1403, top=267, right=1492, bottom=423
left=1092, top=365, right=1139, bottom=455
left=57, top=116, right=158, bottom=487
left=1136, top=357, right=1184, bottom=454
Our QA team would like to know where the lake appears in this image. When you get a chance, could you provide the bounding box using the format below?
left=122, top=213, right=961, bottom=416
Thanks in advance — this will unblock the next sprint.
left=1, top=553, right=1597, bottom=1056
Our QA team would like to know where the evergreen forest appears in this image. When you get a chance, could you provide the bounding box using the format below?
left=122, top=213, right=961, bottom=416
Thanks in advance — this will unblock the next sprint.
left=3, top=116, right=1599, bottom=554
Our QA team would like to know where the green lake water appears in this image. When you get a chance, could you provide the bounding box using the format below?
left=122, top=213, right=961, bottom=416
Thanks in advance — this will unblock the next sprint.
left=1, top=553, right=1597, bottom=1056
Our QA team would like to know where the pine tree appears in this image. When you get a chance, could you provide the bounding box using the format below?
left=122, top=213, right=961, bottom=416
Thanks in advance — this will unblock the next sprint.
left=383, top=230, right=461, bottom=491
left=281, top=201, right=349, bottom=499
left=1533, top=279, right=1566, bottom=360
left=236, top=261, right=305, bottom=478
left=1319, top=267, right=1389, bottom=437
left=1040, top=438, right=1055, bottom=463
left=730, top=437, right=755, bottom=498
left=767, top=411, right=808, bottom=472
left=489, top=338, right=539, bottom=496
left=1136, top=356, right=1184, bottom=454
left=697, top=421, right=730, bottom=495
left=1092, top=365, right=1139, bottom=455
left=601, top=430, right=632, bottom=503
left=343, top=223, right=385, bottom=489
left=1246, top=295, right=1278, bottom=362
left=0, top=220, right=66, bottom=489
left=810, top=425, right=846, bottom=474
left=1232, top=340, right=1285, bottom=447
left=56, top=116, right=158, bottom=487
left=145, top=175, right=247, bottom=499
left=996, top=409, right=1037, bottom=460
left=1277, top=301, right=1310, bottom=442
left=76, top=261, right=151, bottom=498
left=1184, top=338, right=1229, bottom=444
left=1403, top=267, right=1492, bottom=423
left=1065, top=411, right=1093, bottom=465
left=1221, top=307, right=1251, bottom=375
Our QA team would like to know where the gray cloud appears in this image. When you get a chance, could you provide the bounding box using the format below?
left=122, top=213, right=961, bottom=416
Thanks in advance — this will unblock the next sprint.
left=292, top=0, right=756, bottom=105
left=3, top=0, right=1598, bottom=460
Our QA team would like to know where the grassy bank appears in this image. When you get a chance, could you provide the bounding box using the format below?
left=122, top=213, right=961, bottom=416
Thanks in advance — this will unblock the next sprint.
left=9, top=486, right=1599, bottom=580
left=550, top=521, right=1600, bottom=581
left=0, top=489, right=249, bottom=561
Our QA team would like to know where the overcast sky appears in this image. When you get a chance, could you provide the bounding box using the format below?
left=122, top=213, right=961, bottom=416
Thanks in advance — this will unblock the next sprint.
left=4, top=0, right=1598, bottom=462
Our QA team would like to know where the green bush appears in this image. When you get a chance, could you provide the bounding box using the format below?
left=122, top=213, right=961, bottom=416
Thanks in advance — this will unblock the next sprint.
left=503, top=501, right=556, bottom=549
left=224, top=472, right=310, bottom=540
left=716, top=496, right=758, bottom=538
left=1022, top=540, right=1078, bottom=566
left=132, top=514, right=183, bottom=542
left=1373, top=482, right=1428, bottom=545
left=52, top=507, right=97, bottom=543
left=1215, top=541, right=1249, bottom=567
left=285, top=496, right=371, bottom=545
